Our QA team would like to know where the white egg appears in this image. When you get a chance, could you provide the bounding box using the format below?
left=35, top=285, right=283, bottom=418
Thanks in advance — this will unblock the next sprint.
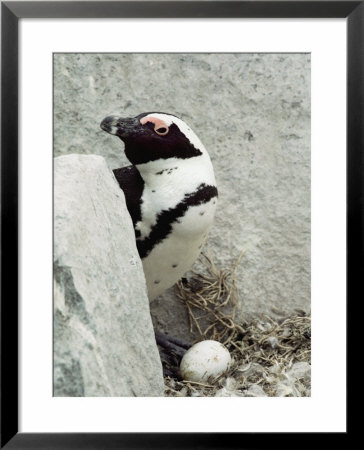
left=180, top=340, right=231, bottom=383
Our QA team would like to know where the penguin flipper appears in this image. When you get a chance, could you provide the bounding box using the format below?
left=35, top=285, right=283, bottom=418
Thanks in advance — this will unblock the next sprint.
left=113, top=165, right=144, bottom=230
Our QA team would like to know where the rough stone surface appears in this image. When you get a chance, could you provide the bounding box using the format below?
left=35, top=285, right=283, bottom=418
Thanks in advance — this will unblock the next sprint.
left=54, top=154, right=164, bottom=396
left=54, top=53, right=310, bottom=339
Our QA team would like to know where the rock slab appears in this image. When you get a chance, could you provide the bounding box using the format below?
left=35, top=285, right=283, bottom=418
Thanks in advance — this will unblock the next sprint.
left=54, top=154, right=164, bottom=396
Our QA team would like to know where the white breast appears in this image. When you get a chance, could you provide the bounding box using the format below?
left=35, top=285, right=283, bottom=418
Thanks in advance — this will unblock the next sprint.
left=142, top=197, right=217, bottom=300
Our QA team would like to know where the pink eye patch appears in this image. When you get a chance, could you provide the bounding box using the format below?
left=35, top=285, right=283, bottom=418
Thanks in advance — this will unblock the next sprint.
left=140, top=116, right=169, bottom=136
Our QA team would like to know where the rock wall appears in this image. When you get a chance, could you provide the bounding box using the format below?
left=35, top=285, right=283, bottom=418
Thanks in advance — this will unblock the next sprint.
left=54, top=154, right=164, bottom=396
left=54, top=53, right=310, bottom=336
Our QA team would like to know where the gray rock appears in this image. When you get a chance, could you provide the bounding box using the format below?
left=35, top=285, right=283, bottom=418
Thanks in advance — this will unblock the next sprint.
left=54, top=154, right=164, bottom=397
left=54, top=53, right=310, bottom=339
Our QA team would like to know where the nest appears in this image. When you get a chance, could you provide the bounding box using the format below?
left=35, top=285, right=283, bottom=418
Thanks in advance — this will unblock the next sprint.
left=164, top=246, right=311, bottom=397
left=175, top=245, right=245, bottom=345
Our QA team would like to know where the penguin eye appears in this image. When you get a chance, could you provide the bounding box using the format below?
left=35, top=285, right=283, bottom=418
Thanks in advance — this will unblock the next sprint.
left=155, top=126, right=169, bottom=136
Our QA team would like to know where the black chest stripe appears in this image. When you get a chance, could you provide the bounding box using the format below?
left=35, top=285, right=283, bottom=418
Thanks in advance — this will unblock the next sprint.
left=137, top=183, right=218, bottom=259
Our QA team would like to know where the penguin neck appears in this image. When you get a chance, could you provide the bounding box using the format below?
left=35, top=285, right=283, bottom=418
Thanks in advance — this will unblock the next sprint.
left=135, top=155, right=216, bottom=189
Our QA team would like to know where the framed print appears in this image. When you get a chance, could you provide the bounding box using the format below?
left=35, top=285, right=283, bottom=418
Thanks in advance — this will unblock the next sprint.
left=1, top=1, right=359, bottom=448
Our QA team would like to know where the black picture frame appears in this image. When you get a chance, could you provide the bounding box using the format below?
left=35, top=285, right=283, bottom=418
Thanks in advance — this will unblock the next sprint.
left=1, top=1, right=359, bottom=448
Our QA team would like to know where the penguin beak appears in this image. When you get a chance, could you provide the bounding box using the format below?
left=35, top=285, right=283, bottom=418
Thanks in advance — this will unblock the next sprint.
left=100, top=115, right=140, bottom=139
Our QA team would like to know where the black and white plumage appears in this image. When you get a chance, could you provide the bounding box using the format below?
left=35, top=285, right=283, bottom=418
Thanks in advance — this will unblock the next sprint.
left=100, top=112, right=218, bottom=301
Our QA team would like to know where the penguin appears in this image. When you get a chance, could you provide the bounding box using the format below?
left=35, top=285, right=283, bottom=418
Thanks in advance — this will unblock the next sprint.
left=100, top=112, right=218, bottom=301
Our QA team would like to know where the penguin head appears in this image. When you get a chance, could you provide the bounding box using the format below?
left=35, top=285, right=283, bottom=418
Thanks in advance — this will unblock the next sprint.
left=100, top=112, right=204, bottom=165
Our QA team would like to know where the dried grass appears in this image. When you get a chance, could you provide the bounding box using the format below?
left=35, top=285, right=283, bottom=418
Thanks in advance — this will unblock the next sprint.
left=164, top=245, right=311, bottom=397
left=175, top=244, right=245, bottom=346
